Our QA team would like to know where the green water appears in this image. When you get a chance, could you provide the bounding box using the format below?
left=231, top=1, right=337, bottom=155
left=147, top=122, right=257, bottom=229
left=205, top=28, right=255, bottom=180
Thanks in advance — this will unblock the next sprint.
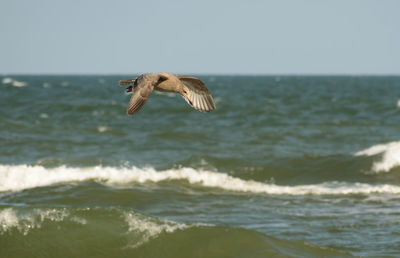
left=1, top=75, right=400, bottom=257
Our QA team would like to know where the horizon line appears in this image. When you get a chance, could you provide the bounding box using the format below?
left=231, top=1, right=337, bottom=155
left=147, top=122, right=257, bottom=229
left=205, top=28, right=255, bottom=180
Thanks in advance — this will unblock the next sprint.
left=2, top=72, right=400, bottom=77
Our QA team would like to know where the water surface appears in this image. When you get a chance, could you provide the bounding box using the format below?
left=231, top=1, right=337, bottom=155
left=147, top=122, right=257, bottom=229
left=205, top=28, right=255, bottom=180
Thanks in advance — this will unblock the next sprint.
left=1, top=75, right=400, bottom=257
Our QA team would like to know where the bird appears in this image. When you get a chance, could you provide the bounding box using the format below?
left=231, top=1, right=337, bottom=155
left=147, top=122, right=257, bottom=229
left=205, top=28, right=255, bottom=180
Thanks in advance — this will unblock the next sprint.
left=119, top=73, right=216, bottom=115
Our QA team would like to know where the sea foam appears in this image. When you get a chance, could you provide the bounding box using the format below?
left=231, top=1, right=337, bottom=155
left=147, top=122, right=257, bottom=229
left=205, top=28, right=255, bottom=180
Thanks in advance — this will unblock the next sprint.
left=2, top=77, right=13, bottom=84
left=123, top=211, right=189, bottom=248
left=1, top=164, right=400, bottom=195
left=355, top=141, right=400, bottom=172
left=1, top=77, right=27, bottom=87
left=0, top=206, right=202, bottom=247
left=0, top=208, right=85, bottom=235
left=12, top=80, right=27, bottom=87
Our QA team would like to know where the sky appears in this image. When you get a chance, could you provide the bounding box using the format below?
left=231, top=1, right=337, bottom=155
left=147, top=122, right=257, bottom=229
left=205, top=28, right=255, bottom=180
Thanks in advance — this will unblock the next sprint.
left=0, top=0, right=399, bottom=75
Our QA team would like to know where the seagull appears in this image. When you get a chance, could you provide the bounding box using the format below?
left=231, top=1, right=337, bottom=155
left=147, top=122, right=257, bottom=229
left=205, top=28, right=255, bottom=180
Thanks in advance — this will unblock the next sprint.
left=119, top=73, right=216, bottom=115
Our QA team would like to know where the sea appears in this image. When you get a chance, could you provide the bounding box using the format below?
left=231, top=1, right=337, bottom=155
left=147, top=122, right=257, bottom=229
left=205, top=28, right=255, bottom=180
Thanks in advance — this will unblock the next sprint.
left=1, top=75, right=400, bottom=257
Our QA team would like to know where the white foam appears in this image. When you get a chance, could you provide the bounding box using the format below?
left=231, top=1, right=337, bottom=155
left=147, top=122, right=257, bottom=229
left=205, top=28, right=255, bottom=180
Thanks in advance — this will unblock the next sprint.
left=0, top=206, right=192, bottom=242
left=1, top=164, right=400, bottom=195
left=97, top=126, right=108, bottom=133
left=355, top=141, right=400, bottom=172
left=0, top=208, right=19, bottom=232
left=39, top=113, right=49, bottom=119
left=123, top=211, right=211, bottom=248
left=0, top=208, right=85, bottom=235
left=12, top=80, right=27, bottom=87
left=124, top=212, right=188, bottom=248
left=2, top=77, right=13, bottom=84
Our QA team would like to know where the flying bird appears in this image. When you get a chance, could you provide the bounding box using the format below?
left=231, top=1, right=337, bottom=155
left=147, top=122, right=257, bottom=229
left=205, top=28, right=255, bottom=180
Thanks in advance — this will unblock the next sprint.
left=119, top=73, right=216, bottom=115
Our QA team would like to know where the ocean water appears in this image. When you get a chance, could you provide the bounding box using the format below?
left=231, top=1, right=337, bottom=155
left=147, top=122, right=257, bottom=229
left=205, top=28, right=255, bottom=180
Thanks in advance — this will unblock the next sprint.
left=1, top=75, right=400, bottom=257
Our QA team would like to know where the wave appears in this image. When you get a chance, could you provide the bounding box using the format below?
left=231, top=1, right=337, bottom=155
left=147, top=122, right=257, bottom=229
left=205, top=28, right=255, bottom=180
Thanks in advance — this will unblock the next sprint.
left=355, top=141, right=400, bottom=173
left=0, top=207, right=351, bottom=257
left=0, top=207, right=194, bottom=248
left=1, top=77, right=27, bottom=87
left=123, top=210, right=209, bottom=248
left=0, top=207, right=86, bottom=236
left=1, top=164, right=400, bottom=195
left=2, top=77, right=13, bottom=84
left=12, top=81, right=27, bottom=87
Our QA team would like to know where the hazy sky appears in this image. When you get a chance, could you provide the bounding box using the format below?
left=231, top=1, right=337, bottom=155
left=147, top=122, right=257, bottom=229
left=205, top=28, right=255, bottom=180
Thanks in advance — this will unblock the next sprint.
left=1, top=0, right=399, bottom=75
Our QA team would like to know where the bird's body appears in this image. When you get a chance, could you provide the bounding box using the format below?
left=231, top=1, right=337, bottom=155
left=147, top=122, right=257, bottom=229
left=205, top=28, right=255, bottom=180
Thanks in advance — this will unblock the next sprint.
left=119, top=73, right=216, bottom=115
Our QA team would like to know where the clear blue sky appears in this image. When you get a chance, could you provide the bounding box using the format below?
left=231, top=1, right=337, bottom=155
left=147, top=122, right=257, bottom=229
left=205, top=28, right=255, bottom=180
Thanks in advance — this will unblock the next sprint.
left=1, top=0, right=399, bottom=75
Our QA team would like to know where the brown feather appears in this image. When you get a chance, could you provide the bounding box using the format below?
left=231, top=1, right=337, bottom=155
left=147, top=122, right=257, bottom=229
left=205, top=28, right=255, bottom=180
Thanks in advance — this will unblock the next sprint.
left=121, top=73, right=216, bottom=116
left=125, top=75, right=155, bottom=115
left=176, top=75, right=216, bottom=112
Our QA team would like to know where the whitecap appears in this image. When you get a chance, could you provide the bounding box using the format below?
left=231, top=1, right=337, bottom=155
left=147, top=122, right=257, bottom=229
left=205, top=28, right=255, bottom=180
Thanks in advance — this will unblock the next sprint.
left=355, top=141, right=400, bottom=172
left=97, top=126, right=108, bottom=133
left=2, top=77, right=13, bottom=84
left=1, top=164, right=400, bottom=195
left=0, top=208, right=85, bottom=235
left=12, top=81, right=27, bottom=87
left=42, top=82, right=51, bottom=88
left=0, top=208, right=19, bottom=232
left=123, top=211, right=188, bottom=248
left=123, top=210, right=211, bottom=248
left=39, top=113, right=49, bottom=119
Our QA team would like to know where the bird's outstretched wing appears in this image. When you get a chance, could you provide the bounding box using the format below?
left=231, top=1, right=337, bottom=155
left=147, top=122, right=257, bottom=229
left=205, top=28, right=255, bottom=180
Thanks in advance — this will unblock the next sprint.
left=126, top=78, right=154, bottom=115
left=176, top=75, right=216, bottom=112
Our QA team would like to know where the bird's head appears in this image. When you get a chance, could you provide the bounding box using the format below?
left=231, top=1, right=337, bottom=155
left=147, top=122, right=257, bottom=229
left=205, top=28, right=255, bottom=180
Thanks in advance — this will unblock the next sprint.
left=120, top=73, right=169, bottom=94
left=119, top=76, right=140, bottom=94
left=125, top=79, right=138, bottom=94
left=125, top=85, right=133, bottom=93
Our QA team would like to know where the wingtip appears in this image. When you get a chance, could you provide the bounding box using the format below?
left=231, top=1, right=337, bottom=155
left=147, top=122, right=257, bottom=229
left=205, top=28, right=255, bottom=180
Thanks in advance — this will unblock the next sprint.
left=185, top=91, right=216, bottom=113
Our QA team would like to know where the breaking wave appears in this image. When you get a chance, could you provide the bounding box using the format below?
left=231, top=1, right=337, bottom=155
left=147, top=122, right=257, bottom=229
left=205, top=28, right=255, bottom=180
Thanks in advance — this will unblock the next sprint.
left=0, top=207, right=200, bottom=248
left=0, top=207, right=350, bottom=257
left=1, top=164, right=400, bottom=195
left=1, top=77, right=27, bottom=87
left=355, top=141, right=400, bottom=173
left=0, top=207, right=85, bottom=235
